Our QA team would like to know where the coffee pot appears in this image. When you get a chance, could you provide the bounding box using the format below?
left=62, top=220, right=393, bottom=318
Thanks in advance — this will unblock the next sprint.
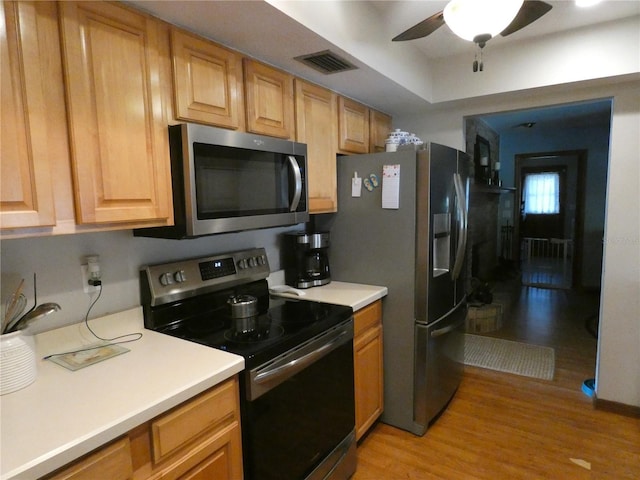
left=284, top=232, right=331, bottom=289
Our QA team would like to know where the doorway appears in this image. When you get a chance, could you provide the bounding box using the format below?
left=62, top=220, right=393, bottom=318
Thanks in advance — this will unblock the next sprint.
left=464, top=99, right=611, bottom=392
left=515, top=150, right=587, bottom=289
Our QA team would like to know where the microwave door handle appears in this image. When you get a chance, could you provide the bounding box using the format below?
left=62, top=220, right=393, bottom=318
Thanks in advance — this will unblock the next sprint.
left=451, top=172, right=468, bottom=280
left=287, top=155, right=303, bottom=212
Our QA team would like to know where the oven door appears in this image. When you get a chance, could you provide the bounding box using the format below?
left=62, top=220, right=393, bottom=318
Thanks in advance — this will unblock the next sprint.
left=242, top=320, right=355, bottom=480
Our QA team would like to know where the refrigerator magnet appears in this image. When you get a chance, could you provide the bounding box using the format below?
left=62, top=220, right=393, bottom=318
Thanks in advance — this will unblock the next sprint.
left=369, top=173, right=379, bottom=188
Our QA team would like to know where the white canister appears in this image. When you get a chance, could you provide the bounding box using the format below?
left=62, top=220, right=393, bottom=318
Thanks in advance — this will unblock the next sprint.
left=0, top=331, right=37, bottom=395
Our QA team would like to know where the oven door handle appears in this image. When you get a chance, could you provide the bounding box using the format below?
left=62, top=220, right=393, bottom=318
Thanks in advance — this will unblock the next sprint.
left=254, top=329, right=349, bottom=385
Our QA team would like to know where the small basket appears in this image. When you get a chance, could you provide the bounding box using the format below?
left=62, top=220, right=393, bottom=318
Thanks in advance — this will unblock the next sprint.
left=466, top=304, right=503, bottom=333
left=1, top=331, right=37, bottom=395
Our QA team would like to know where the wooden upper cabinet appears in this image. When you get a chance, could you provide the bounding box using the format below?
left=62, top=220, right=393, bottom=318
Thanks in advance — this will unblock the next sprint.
left=244, top=59, right=294, bottom=139
left=338, top=96, right=370, bottom=154
left=0, top=1, right=57, bottom=230
left=370, top=109, right=392, bottom=153
left=170, top=27, right=244, bottom=130
left=58, top=2, right=172, bottom=225
left=294, top=79, right=338, bottom=214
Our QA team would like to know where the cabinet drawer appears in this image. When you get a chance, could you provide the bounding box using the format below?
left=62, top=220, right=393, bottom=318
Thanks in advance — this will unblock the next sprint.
left=354, top=300, right=382, bottom=337
left=150, top=421, right=242, bottom=480
left=152, top=378, right=237, bottom=463
left=47, top=437, right=132, bottom=480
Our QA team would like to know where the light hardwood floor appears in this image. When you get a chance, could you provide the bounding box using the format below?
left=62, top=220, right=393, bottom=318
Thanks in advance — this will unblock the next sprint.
left=353, top=285, right=640, bottom=479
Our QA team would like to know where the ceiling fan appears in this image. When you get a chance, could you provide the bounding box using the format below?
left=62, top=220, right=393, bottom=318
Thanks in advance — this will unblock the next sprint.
left=392, top=0, right=553, bottom=71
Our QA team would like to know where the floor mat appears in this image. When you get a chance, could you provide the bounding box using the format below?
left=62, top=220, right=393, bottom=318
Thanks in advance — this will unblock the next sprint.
left=464, top=334, right=555, bottom=380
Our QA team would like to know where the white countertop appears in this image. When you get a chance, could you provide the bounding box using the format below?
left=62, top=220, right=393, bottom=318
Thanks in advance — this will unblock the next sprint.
left=0, top=307, right=244, bottom=480
left=267, top=271, right=388, bottom=311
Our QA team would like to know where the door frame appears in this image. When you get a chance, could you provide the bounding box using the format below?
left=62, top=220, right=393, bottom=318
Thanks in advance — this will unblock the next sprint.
left=514, top=149, right=588, bottom=287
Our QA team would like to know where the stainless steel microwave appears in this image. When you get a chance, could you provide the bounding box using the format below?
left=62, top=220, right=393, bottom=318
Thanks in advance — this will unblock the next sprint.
left=135, top=123, right=309, bottom=239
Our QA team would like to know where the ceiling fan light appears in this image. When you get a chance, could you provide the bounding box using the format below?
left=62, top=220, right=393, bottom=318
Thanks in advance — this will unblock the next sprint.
left=444, top=0, right=524, bottom=42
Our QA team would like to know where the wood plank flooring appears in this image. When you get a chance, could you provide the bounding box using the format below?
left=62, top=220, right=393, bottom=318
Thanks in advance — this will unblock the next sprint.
left=353, top=285, right=640, bottom=479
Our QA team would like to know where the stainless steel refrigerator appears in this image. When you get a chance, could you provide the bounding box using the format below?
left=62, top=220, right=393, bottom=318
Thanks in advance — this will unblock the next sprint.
left=326, top=143, right=469, bottom=435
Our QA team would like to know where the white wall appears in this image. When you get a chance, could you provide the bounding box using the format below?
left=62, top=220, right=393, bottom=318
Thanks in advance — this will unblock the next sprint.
left=430, top=16, right=640, bottom=103
left=596, top=84, right=640, bottom=407
left=395, top=79, right=640, bottom=407
left=0, top=225, right=301, bottom=334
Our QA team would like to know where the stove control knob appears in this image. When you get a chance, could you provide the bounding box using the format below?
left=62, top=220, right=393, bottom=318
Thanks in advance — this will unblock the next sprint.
left=237, top=258, right=248, bottom=270
left=257, top=255, right=266, bottom=266
left=159, top=272, right=175, bottom=286
left=174, top=270, right=187, bottom=283
left=248, top=257, right=257, bottom=268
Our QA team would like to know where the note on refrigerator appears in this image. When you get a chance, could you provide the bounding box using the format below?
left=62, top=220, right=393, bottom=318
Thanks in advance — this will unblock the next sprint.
left=351, top=171, right=362, bottom=197
left=382, top=164, right=400, bottom=209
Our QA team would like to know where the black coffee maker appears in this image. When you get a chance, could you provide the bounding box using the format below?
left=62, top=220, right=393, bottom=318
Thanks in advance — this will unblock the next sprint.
left=284, top=232, right=331, bottom=288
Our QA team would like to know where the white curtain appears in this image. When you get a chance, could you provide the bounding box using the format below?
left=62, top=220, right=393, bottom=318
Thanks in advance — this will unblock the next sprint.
left=523, top=172, right=560, bottom=214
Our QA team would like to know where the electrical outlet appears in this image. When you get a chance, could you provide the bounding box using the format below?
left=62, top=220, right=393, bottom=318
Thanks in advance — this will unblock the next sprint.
left=81, top=265, right=100, bottom=294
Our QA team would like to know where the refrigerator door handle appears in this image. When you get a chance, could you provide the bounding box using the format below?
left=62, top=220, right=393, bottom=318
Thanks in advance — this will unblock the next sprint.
left=430, top=323, right=457, bottom=338
left=451, top=172, right=468, bottom=280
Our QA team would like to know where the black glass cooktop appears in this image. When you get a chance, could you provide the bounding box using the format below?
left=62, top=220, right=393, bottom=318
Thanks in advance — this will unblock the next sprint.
left=150, top=281, right=353, bottom=370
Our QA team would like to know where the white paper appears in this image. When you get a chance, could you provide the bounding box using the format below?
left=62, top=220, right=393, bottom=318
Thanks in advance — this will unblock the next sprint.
left=351, top=172, right=362, bottom=197
left=382, top=164, right=400, bottom=209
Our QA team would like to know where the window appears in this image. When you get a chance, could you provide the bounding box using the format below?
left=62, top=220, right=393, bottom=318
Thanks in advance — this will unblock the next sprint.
left=523, top=172, right=560, bottom=214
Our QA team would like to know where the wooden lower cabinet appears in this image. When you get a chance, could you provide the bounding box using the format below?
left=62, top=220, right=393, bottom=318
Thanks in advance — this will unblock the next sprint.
left=353, top=300, right=384, bottom=441
left=46, top=437, right=133, bottom=480
left=43, top=377, right=242, bottom=480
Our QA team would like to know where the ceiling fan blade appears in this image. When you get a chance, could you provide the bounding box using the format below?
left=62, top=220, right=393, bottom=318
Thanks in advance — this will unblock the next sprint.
left=392, top=11, right=445, bottom=41
left=500, top=0, right=552, bottom=37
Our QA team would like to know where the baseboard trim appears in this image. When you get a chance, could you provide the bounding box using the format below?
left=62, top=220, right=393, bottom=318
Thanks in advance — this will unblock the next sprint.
left=594, top=397, right=640, bottom=418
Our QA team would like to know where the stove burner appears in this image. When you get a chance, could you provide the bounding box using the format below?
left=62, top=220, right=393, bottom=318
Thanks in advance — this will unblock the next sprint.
left=186, top=317, right=224, bottom=335
left=224, top=325, right=284, bottom=343
left=224, top=313, right=283, bottom=343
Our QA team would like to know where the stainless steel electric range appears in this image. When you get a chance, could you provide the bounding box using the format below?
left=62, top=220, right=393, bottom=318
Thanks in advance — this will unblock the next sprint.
left=140, top=248, right=356, bottom=480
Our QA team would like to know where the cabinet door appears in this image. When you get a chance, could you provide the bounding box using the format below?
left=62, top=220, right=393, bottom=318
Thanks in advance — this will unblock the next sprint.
left=149, top=422, right=242, bottom=480
left=244, top=59, right=294, bottom=139
left=294, top=79, right=338, bottom=213
left=149, top=378, right=243, bottom=480
left=47, top=437, right=133, bottom=480
left=353, top=300, right=384, bottom=441
left=369, top=109, right=392, bottom=153
left=171, top=27, right=244, bottom=130
left=59, top=2, right=172, bottom=225
left=0, top=1, right=56, bottom=229
left=338, top=96, right=370, bottom=154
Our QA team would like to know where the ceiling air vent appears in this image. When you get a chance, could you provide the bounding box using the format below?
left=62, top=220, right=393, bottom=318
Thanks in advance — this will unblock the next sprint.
left=294, top=50, right=358, bottom=75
